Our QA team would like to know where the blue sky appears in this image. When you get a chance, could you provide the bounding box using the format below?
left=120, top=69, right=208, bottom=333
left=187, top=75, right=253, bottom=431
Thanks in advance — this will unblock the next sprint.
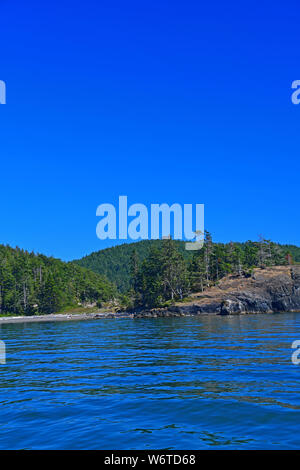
left=0, top=1, right=299, bottom=260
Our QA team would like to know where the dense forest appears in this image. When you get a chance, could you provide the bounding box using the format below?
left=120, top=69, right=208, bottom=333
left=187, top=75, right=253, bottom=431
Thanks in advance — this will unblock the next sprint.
left=0, top=245, right=117, bottom=316
left=119, top=234, right=295, bottom=309
left=0, top=235, right=299, bottom=316
left=75, top=237, right=300, bottom=293
left=74, top=239, right=193, bottom=292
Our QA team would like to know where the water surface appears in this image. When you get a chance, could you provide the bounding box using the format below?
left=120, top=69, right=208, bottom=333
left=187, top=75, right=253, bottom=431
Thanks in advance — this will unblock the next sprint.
left=0, top=313, right=299, bottom=449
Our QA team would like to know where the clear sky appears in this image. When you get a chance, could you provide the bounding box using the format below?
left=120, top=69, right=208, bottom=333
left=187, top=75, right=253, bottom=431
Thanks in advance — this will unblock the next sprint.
left=0, top=1, right=299, bottom=260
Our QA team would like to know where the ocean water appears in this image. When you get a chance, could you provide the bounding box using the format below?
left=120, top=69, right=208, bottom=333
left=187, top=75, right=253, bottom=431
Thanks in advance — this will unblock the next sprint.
left=0, top=313, right=299, bottom=450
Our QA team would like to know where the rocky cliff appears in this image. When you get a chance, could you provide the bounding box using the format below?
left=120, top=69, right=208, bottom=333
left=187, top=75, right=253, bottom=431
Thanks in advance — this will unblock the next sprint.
left=134, top=266, right=300, bottom=317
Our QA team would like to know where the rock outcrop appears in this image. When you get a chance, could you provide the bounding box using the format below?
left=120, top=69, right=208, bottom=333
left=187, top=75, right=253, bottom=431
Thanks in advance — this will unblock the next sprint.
left=134, top=266, right=300, bottom=318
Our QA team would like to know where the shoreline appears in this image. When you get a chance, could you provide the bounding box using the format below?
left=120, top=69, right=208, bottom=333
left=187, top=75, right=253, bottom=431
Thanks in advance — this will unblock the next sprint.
left=0, top=312, right=133, bottom=324
left=1, top=309, right=300, bottom=325
left=1, top=266, right=299, bottom=325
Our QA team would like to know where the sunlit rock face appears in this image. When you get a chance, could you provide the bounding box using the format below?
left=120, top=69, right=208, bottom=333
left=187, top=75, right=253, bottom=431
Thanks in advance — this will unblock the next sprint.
left=134, top=267, right=300, bottom=317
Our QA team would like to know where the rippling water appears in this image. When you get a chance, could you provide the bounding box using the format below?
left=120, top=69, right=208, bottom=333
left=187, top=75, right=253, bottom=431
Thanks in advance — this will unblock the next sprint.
left=0, top=313, right=300, bottom=449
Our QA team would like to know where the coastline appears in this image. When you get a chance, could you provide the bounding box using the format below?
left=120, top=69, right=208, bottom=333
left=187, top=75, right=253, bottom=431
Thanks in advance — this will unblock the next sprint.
left=0, top=308, right=300, bottom=325
left=1, top=266, right=299, bottom=325
left=0, top=312, right=133, bottom=324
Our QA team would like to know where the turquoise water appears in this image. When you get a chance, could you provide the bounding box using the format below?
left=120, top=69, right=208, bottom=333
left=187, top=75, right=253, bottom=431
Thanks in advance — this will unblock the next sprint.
left=0, top=313, right=300, bottom=449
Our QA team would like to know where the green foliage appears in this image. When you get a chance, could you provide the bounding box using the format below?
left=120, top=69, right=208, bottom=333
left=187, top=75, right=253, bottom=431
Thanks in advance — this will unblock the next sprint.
left=278, top=244, right=300, bottom=263
left=187, top=235, right=289, bottom=292
left=75, top=237, right=298, bottom=297
left=0, top=245, right=117, bottom=316
left=132, top=239, right=190, bottom=308
left=1, top=236, right=298, bottom=315
left=75, top=235, right=299, bottom=310
left=74, top=239, right=194, bottom=292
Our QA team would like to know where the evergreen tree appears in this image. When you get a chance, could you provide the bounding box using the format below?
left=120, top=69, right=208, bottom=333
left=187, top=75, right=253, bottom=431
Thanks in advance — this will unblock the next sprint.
left=37, top=274, right=63, bottom=314
left=0, top=244, right=117, bottom=315
left=133, top=239, right=189, bottom=308
left=189, top=249, right=206, bottom=292
left=160, top=238, right=189, bottom=301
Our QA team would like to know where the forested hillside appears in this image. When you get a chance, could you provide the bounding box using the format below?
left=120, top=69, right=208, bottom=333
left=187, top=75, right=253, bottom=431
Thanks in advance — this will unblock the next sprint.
left=74, top=237, right=300, bottom=293
left=1, top=236, right=298, bottom=316
left=278, top=244, right=300, bottom=263
left=124, top=235, right=295, bottom=308
left=0, top=245, right=117, bottom=316
left=74, top=240, right=193, bottom=291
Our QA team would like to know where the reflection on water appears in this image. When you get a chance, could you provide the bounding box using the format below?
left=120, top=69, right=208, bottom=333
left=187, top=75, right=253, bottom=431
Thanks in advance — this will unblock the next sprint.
left=0, top=313, right=300, bottom=449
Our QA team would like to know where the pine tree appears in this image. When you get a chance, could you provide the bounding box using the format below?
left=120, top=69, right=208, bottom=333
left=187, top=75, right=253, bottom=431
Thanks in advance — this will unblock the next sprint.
left=160, top=238, right=189, bottom=301
left=204, top=231, right=213, bottom=285
left=189, top=250, right=206, bottom=292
